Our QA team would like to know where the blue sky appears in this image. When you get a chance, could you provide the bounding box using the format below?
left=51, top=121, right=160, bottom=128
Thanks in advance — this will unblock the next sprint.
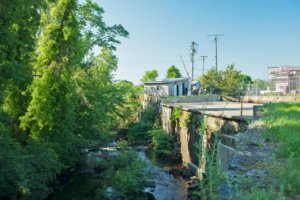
left=97, top=0, right=300, bottom=84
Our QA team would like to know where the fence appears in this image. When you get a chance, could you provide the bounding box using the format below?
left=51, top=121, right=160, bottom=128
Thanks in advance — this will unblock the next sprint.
left=245, top=78, right=300, bottom=96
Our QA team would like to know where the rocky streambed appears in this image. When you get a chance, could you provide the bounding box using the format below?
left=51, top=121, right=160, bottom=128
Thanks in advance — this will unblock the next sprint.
left=49, top=144, right=189, bottom=200
left=217, top=123, right=275, bottom=199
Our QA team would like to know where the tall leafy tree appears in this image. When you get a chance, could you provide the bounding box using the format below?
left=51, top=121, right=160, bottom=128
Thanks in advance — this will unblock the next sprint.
left=74, top=48, right=119, bottom=139
left=78, top=0, right=129, bottom=55
left=166, top=65, right=182, bottom=78
left=0, top=0, right=43, bottom=139
left=0, top=0, right=130, bottom=198
left=20, top=0, right=83, bottom=165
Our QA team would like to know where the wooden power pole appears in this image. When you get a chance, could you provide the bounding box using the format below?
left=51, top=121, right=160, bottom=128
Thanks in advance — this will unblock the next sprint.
left=190, top=41, right=198, bottom=92
left=199, top=55, right=207, bottom=76
left=208, top=34, right=224, bottom=72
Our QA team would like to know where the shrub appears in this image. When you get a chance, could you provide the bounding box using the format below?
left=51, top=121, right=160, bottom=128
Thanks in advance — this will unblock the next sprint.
left=142, top=104, right=159, bottom=124
left=127, top=122, right=152, bottom=141
left=150, top=129, right=172, bottom=156
left=95, top=151, right=147, bottom=200
left=240, top=188, right=283, bottom=200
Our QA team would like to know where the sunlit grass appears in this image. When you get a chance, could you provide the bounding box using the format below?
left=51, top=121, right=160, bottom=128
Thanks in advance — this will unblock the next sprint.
left=261, top=102, right=300, bottom=196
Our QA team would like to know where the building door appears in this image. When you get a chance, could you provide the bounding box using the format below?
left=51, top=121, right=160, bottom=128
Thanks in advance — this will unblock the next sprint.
left=173, top=85, right=177, bottom=96
left=179, top=84, right=183, bottom=96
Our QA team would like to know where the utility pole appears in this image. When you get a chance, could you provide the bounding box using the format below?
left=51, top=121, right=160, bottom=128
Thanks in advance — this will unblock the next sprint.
left=208, top=34, right=224, bottom=72
left=190, top=41, right=198, bottom=93
left=199, top=55, right=207, bottom=76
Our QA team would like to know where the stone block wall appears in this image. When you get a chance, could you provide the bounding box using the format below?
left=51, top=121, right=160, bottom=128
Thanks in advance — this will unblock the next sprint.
left=162, top=105, right=243, bottom=178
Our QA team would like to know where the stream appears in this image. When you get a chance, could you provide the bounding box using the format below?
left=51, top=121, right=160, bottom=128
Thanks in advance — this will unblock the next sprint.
left=49, top=144, right=188, bottom=200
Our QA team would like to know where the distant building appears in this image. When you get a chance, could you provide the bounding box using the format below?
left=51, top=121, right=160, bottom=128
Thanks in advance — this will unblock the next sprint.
left=143, top=78, right=189, bottom=106
left=268, top=66, right=300, bottom=94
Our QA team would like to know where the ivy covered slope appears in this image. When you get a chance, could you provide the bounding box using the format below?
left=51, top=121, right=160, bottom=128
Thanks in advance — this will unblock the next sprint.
left=0, top=0, right=134, bottom=199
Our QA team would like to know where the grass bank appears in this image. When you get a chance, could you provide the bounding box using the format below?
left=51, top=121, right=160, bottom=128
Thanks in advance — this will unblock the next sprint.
left=235, top=102, right=300, bottom=199
left=262, top=102, right=300, bottom=198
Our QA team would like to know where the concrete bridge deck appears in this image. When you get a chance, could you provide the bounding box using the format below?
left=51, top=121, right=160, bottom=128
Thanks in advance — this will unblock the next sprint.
left=163, top=101, right=262, bottom=121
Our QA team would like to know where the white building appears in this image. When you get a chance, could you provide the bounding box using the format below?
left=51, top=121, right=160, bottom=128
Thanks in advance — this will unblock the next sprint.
left=143, top=78, right=189, bottom=105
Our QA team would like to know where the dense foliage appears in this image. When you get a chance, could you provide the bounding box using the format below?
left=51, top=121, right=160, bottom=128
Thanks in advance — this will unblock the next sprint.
left=150, top=129, right=172, bottom=156
left=166, top=65, right=182, bottom=78
left=199, top=64, right=251, bottom=96
left=95, top=141, right=148, bottom=200
left=127, top=103, right=160, bottom=142
left=140, top=69, right=158, bottom=83
left=0, top=0, right=138, bottom=198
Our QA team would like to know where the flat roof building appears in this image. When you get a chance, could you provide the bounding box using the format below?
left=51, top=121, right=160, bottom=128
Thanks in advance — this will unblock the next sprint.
left=268, top=65, right=300, bottom=94
left=143, top=78, right=189, bottom=106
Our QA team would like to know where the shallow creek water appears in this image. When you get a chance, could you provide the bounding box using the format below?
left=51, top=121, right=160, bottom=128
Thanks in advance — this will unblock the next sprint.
left=49, top=145, right=188, bottom=200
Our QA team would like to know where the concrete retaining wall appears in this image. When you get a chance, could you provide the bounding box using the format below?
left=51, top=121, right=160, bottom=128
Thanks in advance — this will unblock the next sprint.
left=162, top=105, right=244, bottom=178
left=223, top=95, right=300, bottom=104
left=162, top=94, right=221, bottom=104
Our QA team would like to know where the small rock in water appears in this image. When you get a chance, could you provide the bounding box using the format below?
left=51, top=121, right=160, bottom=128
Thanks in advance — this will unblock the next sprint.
left=106, top=187, right=114, bottom=197
left=144, top=187, right=154, bottom=193
left=80, top=148, right=89, bottom=154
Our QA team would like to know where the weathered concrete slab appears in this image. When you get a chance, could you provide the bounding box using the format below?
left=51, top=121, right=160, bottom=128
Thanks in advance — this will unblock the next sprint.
left=163, top=101, right=262, bottom=121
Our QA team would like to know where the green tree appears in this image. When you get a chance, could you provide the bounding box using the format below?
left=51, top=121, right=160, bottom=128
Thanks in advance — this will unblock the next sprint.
left=239, top=74, right=252, bottom=85
left=200, top=65, right=250, bottom=96
left=0, top=0, right=43, bottom=140
left=221, top=64, right=243, bottom=96
left=166, top=65, right=182, bottom=78
left=140, top=69, right=158, bottom=83
left=74, top=48, right=119, bottom=139
left=114, top=80, right=143, bottom=127
left=78, top=0, right=128, bottom=54
left=20, top=0, right=83, bottom=166
left=199, top=68, right=222, bottom=94
left=0, top=0, right=130, bottom=198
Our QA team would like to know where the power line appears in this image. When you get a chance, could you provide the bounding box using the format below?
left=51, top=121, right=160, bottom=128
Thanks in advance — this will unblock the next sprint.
left=208, top=34, right=224, bottom=72
left=199, top=55, right=207, bottom=76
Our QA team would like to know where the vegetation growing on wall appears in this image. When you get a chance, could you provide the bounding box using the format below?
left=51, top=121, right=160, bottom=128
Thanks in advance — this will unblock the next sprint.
left=170, top=106, right=184, bottom=122
left=192, top=115, right=223, bottom=200
left=181, top=112, right=192, bottom=127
